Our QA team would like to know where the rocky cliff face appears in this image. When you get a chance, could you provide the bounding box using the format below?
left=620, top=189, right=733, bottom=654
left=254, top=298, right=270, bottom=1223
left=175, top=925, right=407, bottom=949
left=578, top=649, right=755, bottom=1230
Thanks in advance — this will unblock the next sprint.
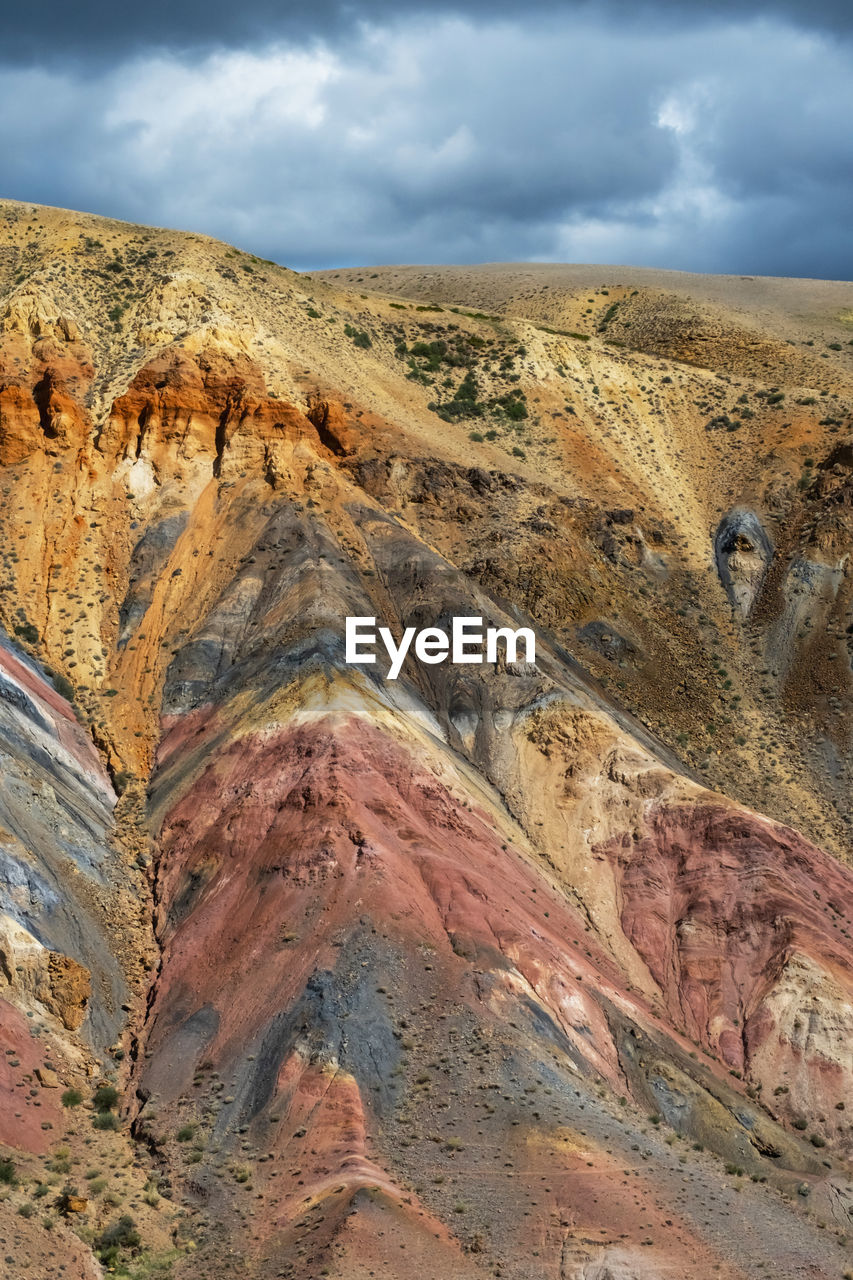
left=0, top=200, right=852, bottom=1279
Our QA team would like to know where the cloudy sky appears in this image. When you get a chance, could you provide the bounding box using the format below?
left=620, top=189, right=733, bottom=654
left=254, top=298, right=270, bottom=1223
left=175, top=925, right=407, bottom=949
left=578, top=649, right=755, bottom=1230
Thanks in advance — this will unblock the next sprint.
left=2, top=0, right=852, bottom=277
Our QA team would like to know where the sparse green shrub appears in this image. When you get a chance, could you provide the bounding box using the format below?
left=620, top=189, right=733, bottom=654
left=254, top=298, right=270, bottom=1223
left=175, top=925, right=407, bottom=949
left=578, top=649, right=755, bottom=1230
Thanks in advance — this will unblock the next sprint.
left=599, top=302, right=619, bottom=329
left=344, top=323, right=371, bottom=349
left=93, top=1112, right=120, bottom=1131
left=95, top=1214, right=140, bottom=1266
left=13, top=622, right=38, bottom=645
left=409, top=339, right=448, bottom=371
left=52, top=672, right=76, bottom=702
left=503, top=396, right=528, bottom=421
left=92, top=1084, right=119, bottom=1112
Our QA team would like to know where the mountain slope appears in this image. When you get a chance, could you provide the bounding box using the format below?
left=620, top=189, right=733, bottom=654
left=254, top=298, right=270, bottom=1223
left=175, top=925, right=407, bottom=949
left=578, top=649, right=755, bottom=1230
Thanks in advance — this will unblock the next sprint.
left=0, top=199, right=852, bottom=1279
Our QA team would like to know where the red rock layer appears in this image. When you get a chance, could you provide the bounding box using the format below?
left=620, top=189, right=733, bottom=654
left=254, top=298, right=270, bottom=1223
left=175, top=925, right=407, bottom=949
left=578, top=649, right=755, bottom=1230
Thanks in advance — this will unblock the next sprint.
left=602, top=802, right=853, bottom=1144
left=99, top=348, right=333, bottom=470
left=127, top=708, right=853, bottom=1276
left=141, top=713, right=621, bottom=1096
left=0, top=999, right=61, bottom=1153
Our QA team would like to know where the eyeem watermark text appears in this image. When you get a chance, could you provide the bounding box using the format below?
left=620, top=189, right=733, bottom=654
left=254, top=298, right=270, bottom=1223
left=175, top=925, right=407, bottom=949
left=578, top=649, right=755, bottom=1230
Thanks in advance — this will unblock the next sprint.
left=345, top=616, right=535, bottom=680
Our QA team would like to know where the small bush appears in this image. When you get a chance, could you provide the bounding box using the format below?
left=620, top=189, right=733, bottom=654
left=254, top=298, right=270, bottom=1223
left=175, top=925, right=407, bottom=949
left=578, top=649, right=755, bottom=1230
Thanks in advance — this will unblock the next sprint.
left=52, top=673, right=76, bottom=703
left=92, top=1084, right=119, bottom=1112
left=344, top=323, right=371, bottom=349
left=62, top=1088, right=83, bottom=1108
left=598, top=302, right=620, bottom=329
left=93, top=1112, right=120, bottom=1131
left=13, top=622, right=38, bottom=645
left=504, top=397, right=528, bottom=421
left=95, top=1214, right=140, bottom=1265
left=0, top=1157, right=17, bottom=1185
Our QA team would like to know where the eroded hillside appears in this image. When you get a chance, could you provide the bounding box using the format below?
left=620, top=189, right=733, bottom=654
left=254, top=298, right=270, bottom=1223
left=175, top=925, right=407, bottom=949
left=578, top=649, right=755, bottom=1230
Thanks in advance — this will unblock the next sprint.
left=0, top=199, right=852, bottom=1279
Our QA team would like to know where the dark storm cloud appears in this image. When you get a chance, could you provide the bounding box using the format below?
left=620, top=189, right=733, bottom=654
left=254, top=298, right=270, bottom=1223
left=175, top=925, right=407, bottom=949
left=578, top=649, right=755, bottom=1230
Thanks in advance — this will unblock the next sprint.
left=4, top=0, right=853, bottom=61
left=1, top=5, right=852, bottom=278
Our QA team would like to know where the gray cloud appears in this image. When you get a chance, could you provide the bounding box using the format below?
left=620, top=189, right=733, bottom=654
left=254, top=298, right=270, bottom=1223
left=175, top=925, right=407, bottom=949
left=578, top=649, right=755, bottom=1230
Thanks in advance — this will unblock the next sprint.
left=4, top=0, right=853, bottom=62
left=1, top=10, right=852, bottom=278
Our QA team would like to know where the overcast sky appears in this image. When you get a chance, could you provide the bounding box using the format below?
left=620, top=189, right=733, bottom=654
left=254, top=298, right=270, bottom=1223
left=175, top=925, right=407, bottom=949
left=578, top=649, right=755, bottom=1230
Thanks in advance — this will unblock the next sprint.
left=2, top=1, right=852, bottom=277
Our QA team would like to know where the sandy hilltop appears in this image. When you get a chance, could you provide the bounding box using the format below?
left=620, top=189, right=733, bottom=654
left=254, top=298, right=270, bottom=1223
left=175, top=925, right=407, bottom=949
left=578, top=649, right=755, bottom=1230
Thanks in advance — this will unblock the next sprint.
left=0, top=197, right=852, bottom=1278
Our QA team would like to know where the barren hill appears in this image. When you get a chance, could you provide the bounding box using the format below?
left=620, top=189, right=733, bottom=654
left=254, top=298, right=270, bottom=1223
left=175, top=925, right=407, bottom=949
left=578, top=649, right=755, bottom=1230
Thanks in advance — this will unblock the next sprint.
left=1, top=199, right=852, bottom=1279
